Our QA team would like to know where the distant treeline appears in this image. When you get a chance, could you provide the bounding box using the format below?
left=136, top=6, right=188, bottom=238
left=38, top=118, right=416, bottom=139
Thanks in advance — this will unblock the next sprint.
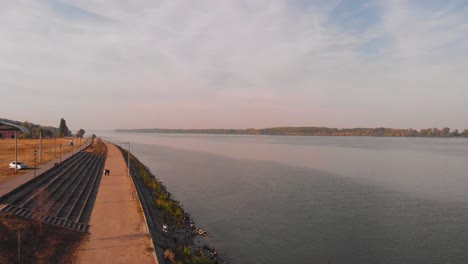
left=0, top=117, right=57, bottom=138
left=116, top=127, right=468, bottom=137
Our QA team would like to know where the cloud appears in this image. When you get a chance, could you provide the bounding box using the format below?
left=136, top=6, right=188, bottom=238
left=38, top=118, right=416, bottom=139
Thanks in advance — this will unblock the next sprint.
left=0, top=0, right=467, bottom=130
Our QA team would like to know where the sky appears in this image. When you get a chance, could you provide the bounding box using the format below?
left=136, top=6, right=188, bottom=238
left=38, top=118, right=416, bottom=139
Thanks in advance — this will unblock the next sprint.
left=1, top=0, right=468, bottom=131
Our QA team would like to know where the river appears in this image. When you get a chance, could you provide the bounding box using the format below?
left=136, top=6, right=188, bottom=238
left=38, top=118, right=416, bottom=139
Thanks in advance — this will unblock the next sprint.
left=95, top=131, right=468, bottom=264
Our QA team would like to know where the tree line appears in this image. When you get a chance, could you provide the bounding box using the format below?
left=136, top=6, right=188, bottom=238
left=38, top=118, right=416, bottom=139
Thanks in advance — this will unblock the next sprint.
left=0, top=117, right=85, bottom=139
left=116, top=127, right=468, bottom=137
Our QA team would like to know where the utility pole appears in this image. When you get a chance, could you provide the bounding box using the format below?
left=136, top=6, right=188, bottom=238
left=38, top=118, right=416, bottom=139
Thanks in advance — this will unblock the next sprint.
left=34, top=149, right=37, bottom=179
left=54, top=133, right=56, bottom=158
left=14, top=131, right=17, bottom=172
left=39, top=130, right=42, bottom=163
left=127, top=143, right=130, bottom=177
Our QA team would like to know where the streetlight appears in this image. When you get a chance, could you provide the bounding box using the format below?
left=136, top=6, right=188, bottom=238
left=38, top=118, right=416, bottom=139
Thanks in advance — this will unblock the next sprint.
left=53, top=133, right=56, bottom=158
left=123, top=142, right=130, bottom=177
left=33, top=149, right=37, bottom=179
left=127, top=143, right=130, bottom=177
left=117, top=142, right=131, bottom=177
left=14, top=131, right=18, bottom=172
left=39, top=130, right=42, bottom=163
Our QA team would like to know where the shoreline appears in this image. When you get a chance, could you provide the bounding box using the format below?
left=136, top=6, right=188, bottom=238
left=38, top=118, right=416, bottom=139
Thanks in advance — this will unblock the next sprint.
left=115, top=127, right=468, bottom=138
left=116, top=145, right=227, bottom=264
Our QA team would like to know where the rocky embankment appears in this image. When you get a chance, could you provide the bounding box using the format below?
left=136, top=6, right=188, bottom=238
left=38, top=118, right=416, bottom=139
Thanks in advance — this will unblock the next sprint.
left=117, top=146, right=227, bottom=264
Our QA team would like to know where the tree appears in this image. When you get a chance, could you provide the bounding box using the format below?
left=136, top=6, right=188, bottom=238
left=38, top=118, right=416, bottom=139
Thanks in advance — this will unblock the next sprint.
left=33, top=189, right=65, bottom=237
left=461, top=129, right=468, bottom=137
left=20, top=121, right=31, bottom=130
left=408, top=129, right=418, bottom=137
left=76, top=129, right=85, bottom=138
left=419, top=129, right=427, bottom=137
left=2, top=213, right=28, bottom=264
left=32, top=127, right=42, bottom=138
left=57, top=118, right=69, bottom=138
left=21, top=131, right=31, bottom=139
left=441, top=127, right=451, bottom=137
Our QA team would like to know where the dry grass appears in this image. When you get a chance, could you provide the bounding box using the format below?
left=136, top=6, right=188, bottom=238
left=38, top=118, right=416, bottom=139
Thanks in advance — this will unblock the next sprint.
left=0, top=214, right=85, bottom=264
left=85, top=138, right=107, bottom=156
left=0, top=137, right=91, bottom=184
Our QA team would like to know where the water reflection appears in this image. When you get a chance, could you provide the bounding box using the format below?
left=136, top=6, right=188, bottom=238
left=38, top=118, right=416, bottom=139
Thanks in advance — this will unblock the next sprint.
left=98, top=131, right=468, bottom=202
left=94, top=131, right=468, bottom=263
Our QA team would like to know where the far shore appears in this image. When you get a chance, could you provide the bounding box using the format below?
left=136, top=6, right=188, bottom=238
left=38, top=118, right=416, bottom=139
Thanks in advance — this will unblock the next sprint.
left=115, top=127, right=468, bottom=138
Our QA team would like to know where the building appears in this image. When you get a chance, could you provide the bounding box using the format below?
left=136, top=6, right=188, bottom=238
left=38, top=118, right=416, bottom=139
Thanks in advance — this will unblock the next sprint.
left=0, top=122, right=30, bottom=139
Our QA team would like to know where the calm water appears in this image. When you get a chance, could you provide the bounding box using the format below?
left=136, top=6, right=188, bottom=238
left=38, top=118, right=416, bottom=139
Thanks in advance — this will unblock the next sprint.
left=96, top=131, right=468, bottom=264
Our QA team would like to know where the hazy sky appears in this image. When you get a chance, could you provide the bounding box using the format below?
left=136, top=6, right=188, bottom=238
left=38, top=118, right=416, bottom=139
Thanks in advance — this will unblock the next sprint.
left=1, top=0, right=467, bottom=131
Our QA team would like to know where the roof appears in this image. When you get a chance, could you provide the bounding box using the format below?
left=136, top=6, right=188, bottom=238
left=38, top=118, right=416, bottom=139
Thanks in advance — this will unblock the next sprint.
left=0, top=122, right=30, bottom=133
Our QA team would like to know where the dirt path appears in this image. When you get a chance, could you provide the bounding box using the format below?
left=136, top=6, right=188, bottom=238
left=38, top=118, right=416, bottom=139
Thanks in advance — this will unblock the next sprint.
left=75, top=143, right=156, bottom=264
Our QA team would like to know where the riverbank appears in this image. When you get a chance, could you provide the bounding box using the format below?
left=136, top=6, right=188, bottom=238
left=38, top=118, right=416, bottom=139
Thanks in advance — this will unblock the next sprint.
left=117, top=145, right=226, bottom=264
left=116, top=127, right=468, bottom=137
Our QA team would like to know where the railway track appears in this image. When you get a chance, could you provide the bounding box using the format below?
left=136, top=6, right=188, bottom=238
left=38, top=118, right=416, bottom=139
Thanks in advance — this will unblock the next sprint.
left=0, top=151, right=105, bottom=233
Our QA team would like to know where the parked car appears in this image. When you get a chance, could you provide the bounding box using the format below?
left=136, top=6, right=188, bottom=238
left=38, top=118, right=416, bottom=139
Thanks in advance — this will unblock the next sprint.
left=9, top=162, right=28, bottom=170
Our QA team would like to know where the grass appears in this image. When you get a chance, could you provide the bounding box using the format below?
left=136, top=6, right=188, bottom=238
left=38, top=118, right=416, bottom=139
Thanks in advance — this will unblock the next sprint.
left=85, top=138, right=107, bottom=156
left=0, top=214, right=85, bottom=264
left=0, top=137, right=91, bottom=184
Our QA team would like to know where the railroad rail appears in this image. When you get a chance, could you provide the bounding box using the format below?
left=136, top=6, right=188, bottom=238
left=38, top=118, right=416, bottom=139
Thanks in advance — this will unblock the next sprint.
left=0, top=151, right=105, bottom=233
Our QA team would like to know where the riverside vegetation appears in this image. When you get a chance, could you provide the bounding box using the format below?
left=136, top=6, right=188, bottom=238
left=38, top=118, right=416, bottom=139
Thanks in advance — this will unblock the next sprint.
left=117, top=126, right=468, bottom=137
left=117, top=147, right=220, bottom=264
left=0, top=117, right=86, bottom=139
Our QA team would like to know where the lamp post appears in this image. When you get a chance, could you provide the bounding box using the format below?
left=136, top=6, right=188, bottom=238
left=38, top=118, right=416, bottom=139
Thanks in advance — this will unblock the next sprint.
left=118, top=142, right=131, bottom=177
left=127, top=143, right=130, bottom=177
left=14, top=131, right=18, bottom=172
left=33, top=149, right=37, bottom=179
left=39, top=130, right=42, bottom=163
left=54, top=133, right=56, bottom=158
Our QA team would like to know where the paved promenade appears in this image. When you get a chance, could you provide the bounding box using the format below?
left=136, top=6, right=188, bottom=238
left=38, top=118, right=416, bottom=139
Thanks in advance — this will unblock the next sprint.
left=75, top=143, right=156, bottom=264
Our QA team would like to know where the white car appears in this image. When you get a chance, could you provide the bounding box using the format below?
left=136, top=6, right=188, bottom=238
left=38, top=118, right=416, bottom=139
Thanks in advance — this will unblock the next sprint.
left=9, top=162, right=28, bottom=170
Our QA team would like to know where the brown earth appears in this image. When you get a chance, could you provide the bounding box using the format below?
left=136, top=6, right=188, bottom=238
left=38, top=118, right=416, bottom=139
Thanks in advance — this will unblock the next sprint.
left=0, top=212, right=85, bottom=264
left=0, top=139, right=156, bottom=263
left=0, top=138, right=98, bottom=263
left=0, top=137, right=90, bottom=184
